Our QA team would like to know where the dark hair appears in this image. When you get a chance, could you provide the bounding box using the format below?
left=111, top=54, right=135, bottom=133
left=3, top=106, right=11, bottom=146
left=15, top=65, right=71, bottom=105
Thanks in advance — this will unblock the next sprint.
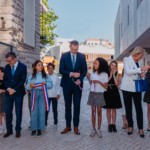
left=109, top=61, right=118, bottom=77
left=0, top=67, right=4, bottom=72
left=5, top=52, right=17, bottom=59
left=70, top=40, right=79, bottom=46
left=93, top=57, right=109, bottom=75
left=47, top=62, right=55, bottom=70
left=32, top=60, right=47, bottom=79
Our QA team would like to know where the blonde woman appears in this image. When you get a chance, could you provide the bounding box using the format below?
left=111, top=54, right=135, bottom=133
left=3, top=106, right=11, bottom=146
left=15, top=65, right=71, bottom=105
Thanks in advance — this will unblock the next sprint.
left=120, top=46, right=149, bottom=138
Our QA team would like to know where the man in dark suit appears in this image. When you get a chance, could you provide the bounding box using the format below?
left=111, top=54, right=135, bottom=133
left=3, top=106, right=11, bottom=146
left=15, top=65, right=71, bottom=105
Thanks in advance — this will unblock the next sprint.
left=59, top=40, right=87, bottom=135
left=3, top=52, right=27, bottom=138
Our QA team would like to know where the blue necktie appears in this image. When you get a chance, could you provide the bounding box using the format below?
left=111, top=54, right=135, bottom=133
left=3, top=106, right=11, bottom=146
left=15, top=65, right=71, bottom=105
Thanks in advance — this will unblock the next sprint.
left=11, top=66, right=15, bottom=76
left=72, top=55, right=76, bottom=69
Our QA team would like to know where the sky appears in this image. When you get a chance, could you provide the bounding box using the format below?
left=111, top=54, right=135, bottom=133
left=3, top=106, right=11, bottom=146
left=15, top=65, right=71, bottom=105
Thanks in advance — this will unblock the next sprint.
left=48, top=0, right=120, bottom=43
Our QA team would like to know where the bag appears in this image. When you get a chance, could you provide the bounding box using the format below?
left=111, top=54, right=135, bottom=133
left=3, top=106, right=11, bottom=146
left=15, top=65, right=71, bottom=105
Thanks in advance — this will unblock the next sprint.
left=134, top=75, right=149, bottom=92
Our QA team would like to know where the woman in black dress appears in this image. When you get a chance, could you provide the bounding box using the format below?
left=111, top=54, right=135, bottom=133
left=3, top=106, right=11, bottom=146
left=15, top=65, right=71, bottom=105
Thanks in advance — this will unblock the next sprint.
left=143, top=61, right=150, bottom=131
left=104, top=61, right=122, bottom=132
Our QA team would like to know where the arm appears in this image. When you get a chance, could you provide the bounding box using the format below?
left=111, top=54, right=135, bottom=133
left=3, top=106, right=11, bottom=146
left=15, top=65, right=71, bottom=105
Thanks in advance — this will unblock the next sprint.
left=46, top=75, right=53, bottom=90
left=4, top=66, right=11, bottom=90
left=79, top=55, right=87, bottom=82
left=26, top=75, right=33, bottom=91
left=123, top=57, right=141, bottom=75
left=14, top=65, right=27, bottom=92
left=59, top=54, right=71, bottom=77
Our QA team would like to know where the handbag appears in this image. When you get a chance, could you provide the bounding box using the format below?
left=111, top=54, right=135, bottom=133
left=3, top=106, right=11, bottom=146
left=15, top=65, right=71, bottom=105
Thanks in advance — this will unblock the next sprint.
left=134, top=75, right=149, bottom=92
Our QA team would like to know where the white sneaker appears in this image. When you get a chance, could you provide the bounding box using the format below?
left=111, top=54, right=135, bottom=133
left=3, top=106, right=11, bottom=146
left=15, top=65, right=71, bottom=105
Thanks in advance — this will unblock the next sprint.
left=0, top=126, right=3, bottom=134
left=90, top=129, right=96, bottom=137
left=97, top=130, right=102, bottom=138
left=53, top=124, right=58, bottom=131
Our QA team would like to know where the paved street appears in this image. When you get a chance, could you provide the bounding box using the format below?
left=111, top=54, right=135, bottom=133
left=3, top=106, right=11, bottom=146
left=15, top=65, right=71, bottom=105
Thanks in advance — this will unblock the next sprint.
left=0, top=81, right=149, bottom=150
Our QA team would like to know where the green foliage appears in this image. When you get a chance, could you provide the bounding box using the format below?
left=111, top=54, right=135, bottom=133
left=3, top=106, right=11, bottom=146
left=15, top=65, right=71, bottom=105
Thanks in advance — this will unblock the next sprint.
left=40, top=1, right=58, bottom=45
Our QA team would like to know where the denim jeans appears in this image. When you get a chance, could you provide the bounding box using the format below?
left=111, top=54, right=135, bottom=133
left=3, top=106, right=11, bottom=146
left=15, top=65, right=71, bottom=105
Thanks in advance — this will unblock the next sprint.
left=31, top=90, right=46, bottom=131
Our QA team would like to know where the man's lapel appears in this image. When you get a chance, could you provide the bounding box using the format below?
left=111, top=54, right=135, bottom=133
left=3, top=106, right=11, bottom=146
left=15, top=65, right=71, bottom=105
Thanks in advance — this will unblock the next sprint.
left=68, top=52, right=73, bottom=70
left=74, top=52, right=79, bottom=70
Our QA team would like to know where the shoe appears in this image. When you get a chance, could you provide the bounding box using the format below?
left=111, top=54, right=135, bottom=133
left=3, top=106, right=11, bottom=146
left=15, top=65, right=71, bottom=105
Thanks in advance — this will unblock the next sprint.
left=108, top=124, right=112, bottom=132
left=112, top=124, right=117, bottom=132
left=16, top=132, right=21, bottom=138
left=61, top=127, right=71, bottom=134
left=31, top=130, right=36, bottom=136
left=74, top=127, right=80, bottom=135
left=37, top=130, right=42, bottom=137
left=90, top=129, right=96, bottom=137
left=139, top=130, right=145, bottom=138
left=0, top=126, right=3, bottom=134
left=127, top=127, right=133, bottom=135
left=97, top=130, right=102, bottom=138
left=3, top=131, right=13, bottom=138
left=53, top=124, right=58, bottom=131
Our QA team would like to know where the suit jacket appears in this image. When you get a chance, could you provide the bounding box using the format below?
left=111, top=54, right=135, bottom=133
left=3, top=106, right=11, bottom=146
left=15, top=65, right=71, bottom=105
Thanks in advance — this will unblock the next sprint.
left=59, top=51, right=87, bottom=88
left=120, top=55, right=143, bottom=92
left=4, top=61, right=27, bottom=97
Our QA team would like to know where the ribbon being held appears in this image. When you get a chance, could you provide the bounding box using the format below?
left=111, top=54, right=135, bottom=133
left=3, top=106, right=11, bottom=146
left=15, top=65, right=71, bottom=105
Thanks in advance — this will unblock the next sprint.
left=31, top=83, right=49, bottom=111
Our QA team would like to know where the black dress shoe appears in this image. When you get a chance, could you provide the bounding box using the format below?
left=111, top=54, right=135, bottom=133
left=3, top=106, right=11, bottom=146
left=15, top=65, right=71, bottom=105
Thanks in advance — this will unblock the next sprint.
left=112, top=124, right=117, bottom=132
left=139, top=130, right=145, bottom=138
left=108, top=124, right=112, bottom=132
left=31, top=130, right=36, bottom=136
left=127, top=128, right=133, bottom=135
left=37, top=130, right=42, bottom=137
left=3, top=131, right=13, bottom=138
left=16, top=132, right=21, bottom=138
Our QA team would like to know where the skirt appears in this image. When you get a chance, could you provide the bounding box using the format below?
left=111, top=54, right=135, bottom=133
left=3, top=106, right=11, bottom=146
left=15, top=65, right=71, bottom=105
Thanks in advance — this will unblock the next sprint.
left=87, top=92, right=106, bottom=107
left=143, top=91, right=150, bottom=104
left=0, top=93, right=5, bottom=113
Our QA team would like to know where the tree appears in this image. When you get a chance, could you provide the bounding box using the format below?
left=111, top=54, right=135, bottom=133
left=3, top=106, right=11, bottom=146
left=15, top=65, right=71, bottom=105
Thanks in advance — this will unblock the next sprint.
left=40, top=0, right=58, bottom=45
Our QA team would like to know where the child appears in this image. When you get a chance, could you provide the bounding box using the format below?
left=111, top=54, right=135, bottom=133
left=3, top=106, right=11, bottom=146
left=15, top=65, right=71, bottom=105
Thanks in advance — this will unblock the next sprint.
left=103, top=61, right=122, bottom=132
left=143, top=61, right=150, bottom=131
left=0, top=67, right=6, bottom=134
left=45, top=63, right=61, bottom=131
left=87, top=57, right=109, bottom=138
left=26, top=60, right=53, bottom=136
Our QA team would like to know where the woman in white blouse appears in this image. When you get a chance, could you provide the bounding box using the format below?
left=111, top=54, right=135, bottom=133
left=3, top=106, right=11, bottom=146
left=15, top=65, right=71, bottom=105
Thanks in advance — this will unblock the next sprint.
left=120, top=46, right=149, bottom=138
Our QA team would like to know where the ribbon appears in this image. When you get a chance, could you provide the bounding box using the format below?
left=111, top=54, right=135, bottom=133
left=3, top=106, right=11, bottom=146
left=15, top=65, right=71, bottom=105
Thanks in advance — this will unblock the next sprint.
left=31, top=83, right=50, bottom=111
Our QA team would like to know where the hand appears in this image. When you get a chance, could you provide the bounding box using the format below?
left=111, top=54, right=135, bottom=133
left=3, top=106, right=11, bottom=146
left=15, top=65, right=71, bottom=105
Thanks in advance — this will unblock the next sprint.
left=0, top=89, right=5, bottom=94
left=42, top=82, right=46, bottom=85
left=141, top=72, right=145, bottom=78
left=70, top=72, right=80, bottom=78
left=75, top=79, right=81, bottom=85
left=30, top=83, right=35, bottom=88
left=86, top=73, right=91, bottom=80
left=9, top=89, right=15, bottom=95
left=56, top=95, right=60, bottom=100
left=92, top=80, right=100, bottom=84
left=141, top=66, right=149, bottom=72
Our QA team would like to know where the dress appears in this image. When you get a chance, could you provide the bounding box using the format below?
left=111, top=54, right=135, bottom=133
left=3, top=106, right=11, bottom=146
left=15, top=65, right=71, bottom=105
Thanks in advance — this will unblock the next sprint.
left=104, top=76, right=122, bottom=109
left=0, top=80, right=5, bottom=113
left=143, top=71, right=150, bottom=104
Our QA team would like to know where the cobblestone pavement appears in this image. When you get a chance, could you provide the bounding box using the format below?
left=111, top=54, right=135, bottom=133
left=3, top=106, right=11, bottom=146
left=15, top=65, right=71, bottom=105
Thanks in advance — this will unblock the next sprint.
left=0, top=82, right=150, bottom=150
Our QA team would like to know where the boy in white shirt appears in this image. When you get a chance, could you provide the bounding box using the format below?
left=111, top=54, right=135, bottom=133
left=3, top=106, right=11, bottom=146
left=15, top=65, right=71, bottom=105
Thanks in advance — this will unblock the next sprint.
left=45, top=63, right=61, bottom=130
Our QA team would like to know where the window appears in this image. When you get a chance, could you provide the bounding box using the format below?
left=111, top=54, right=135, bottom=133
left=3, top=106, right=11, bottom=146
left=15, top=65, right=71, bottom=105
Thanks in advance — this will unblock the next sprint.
left=24, top=0, right=35, bottom=47
left=137, top=0, right=143, bottom=8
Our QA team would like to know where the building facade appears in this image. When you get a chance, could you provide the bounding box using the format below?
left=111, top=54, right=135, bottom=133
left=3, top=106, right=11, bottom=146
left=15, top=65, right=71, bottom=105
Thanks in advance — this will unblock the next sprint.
left=0, top=0, right=44, bottom=72
left=41, top=38, right=114, bottom=72
left=115, top=0, right=150, bottom=65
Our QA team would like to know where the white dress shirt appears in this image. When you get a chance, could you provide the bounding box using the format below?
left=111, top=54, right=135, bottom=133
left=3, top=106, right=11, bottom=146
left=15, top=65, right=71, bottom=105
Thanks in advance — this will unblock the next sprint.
left=90, top=72, right=108, bottom=93
left=13, top=61, right=18, bottom=71
left=47, top=73, right=62, bottom=98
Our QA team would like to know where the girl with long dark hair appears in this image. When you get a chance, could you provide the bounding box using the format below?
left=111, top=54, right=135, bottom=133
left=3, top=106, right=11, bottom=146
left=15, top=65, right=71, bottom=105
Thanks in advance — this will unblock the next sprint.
left=87, top=57, right=109, bottom=138
left=104, top=61, right=122, bottom=132
left=26, top=60, right=53, bottom=137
